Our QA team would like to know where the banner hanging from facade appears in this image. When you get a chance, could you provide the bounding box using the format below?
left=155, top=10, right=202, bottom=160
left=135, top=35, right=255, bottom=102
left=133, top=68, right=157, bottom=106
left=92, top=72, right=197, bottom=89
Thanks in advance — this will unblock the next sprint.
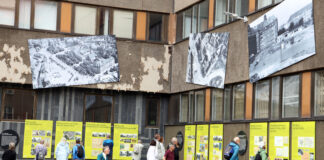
left=249, top=123, right=268, bottom=160
left=85, top=122, right=111, bottom=159
left=23, top=120, right=53, bottom=159
left=113, top=123, right=138, bottom=159
left=196, top=124, right=209, bottom=160
left=209, top=124, right=223, bottom=160
left=184, top=125, right=196, bottom=160
left=269, top=122, right=290, bottom=160
left=292, top=121, right=315, bottom=160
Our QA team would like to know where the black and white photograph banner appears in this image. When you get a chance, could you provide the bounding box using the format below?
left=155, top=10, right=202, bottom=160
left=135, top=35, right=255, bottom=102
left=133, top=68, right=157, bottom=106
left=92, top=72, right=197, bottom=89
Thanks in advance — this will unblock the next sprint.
left=186, top=32, right=230, bottom=88
left=248, top=0, right=315, bottom=83
left=28, top=35, right=120, bottom=89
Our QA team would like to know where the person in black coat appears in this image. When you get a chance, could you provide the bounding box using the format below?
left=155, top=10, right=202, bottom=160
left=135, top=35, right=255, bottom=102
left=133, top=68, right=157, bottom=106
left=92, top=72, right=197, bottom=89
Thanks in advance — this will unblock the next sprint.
left=2, top=142, right=16, bottom=160
left=167, top=137, right=182, bottom=160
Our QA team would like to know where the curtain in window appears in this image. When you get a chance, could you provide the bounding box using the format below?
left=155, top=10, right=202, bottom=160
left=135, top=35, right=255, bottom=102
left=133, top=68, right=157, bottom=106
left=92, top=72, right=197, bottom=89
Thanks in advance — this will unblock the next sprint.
left=254, top=80, right=269, bottom=119
left=271, top=77, right=280, bottom=120
left=74, top=6, right=97, bottom=35
left=233, top=84, right=245, bottom=120
left=215, top=0, right=227, bottom=26
left=211, top=89, right=223, bottom=121
left=282, top=75, right=300, bottom=118
left=195, top=90, right=205, bottom=122
left=0, top=0, right=15, bottom=26
left=19, top=0, right=31, bottom=29
left=315, top=71, right=324, bottom=116
left=258, top=0, right=272, bottom=9
left=34, top=1, right=57, bottom=30
left=180, top=93, right=189, bottom=122
left=198, top=0, right=208, bottom=32
left=113, top=10, right=134, bottom=39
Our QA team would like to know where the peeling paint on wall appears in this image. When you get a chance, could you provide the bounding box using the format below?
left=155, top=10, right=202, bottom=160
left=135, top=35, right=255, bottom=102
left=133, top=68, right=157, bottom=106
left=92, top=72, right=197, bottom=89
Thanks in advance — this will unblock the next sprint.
left=0, top=44, right=31, bottom=83
left=95, top=74, right=137, bottom=91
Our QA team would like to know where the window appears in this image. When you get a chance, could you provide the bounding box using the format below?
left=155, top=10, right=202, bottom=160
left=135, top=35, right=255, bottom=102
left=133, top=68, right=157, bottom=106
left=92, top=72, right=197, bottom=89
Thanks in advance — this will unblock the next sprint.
left=271, top=77, right=280, bottom=120
left=1, top=89, right=35, bottom=120
left=148, top=13, right=163, bottom=41
left=74, top=5, right=97, bottom=35
left=274, top=0, right=283, bottom=4
left=224, top=86, right=231, bottom=121
left=99, top=9, right=109, bottom=35
left=85, top=94, right=113, bottom=122
left=188, top=91, right=195, bottom=122
left=214, top=0, right=227, bottom=26
left=34, top=0, right=57, bottom=31
left=146, top=98, right=160, bottom=127
left=198, top=0, right=209, bottom=32
left=113, top=10, right=134, bottom=39
left=180, top=93, right=189, bottom=122
left=282, top=75, right=300, bottom=118
left=235, top=0, right=249, bottom=17
left=254, top=80, right=270, bottom=119
left=195, top=90, right=205, bottom=122
left=314, top=71, right=324, bottom=116
left=211, top=89, right=223, bottom=121
left=19, top=0, right=31, bottom=29
left=257, top=0, right=272, bottom=9
left=232, top=83, right=245, bottom=120
left=0, top=0, right=15, bottom=26
left=182, top=8, right=192, bottom=38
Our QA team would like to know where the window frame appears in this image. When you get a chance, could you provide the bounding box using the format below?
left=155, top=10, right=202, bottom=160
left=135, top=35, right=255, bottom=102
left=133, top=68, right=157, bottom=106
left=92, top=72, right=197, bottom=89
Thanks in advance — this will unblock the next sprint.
left=83, top=93, right=114, bottom=123
left=145, top=97, right=160, bottom=128
left=194, top=89, right=206, bottom=122
left=213, top=0, right=229, bottom=27
left=146, top=13, right=168, bottom=42
left=255, top=0, right=277, bottom=11
left=0, top=0, right=18, bottom=28
left=72, top=3, right=99, bottom=35
left=311, top=70, right=324, bottom=120
left=231, top=83, right=246, bottom=121
left=281, top=74, right=302, bottom=119
left=210, top=88, right=224, bottom=123
left=252, top=80, right=271, bottom=120
left=111, top=8, right=136, bottom=40
left=31, top=0, right=59, bottom=32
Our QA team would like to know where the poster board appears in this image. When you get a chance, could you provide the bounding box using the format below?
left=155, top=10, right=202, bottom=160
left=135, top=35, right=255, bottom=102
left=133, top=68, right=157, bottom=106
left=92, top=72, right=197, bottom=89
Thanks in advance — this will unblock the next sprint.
left=23, top=120, right=53, bottom=158
left=54, top=121, right=83, bottom=158
left=85, top=122, right=111, bottom=159
left=292, top=121, right=315, bottom=160
left=249, top=123, right=268, bottom=160
left=269, top=122, right=290, bottom=160
left=113, top=123, right=138, bottom=159
left=209, top=124, right=223, bottom=160
left=184, top=125, right=196, bottom=160
left=196, top=124, right=209, bottom=160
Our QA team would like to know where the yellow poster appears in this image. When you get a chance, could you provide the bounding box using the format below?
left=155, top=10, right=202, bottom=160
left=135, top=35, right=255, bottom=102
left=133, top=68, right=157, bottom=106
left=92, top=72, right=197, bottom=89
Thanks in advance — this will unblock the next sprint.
left=196, top=124, right=209, bottom=160
left=249, top=123, right=268, bottom=160
left=85, top=122, right=111, bottom=159
left=269, top=122, right=290, bottom=160
left=54, top=121, right=83, bottom=158
left=113, top=123, right=138, bottom=160
left=23, top=120, right=53, bottom=158
left=292, top=121, right=315, bottom=160
left=209, top=124, right=223, bottom=160
left=184, top=125, right=196, bottom=160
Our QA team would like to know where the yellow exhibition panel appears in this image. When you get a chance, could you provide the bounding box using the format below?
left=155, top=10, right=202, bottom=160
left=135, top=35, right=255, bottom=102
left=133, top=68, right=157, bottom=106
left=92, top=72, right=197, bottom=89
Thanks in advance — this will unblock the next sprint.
left=85, top=122, right=111, bottom=159
left=209, top=124, right=223, bottom=160
left=196, top=124, right=209, bottom=160
left=249, top=123, right=268, bottom=159
left=113, top=123, right=138, bottom=160
left=184, top=125, right=196, bottom=160
left=269, top=122, right=290, bottom=160
left=23, top=120, right=53, bottom=158
left=292, top=121, right=315, bottom=160
left=54, top=121, right=83, bottom=158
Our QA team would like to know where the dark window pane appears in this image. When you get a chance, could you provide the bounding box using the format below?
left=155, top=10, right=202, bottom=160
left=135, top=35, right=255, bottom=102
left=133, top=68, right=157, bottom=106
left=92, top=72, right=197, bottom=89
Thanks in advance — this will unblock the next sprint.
left=235, top=0, right=249, bottom=17
left=189, top=91, right=195, bottom=122
left=180, top=93, right=189, bottom=122
left=315, top=71, right=324, bottom=116
left=198, top=0, right=209, bottom=32
left=85, top=95, right=113, bottom=122
left=148, top=13, right=163, bottom=41
left=146, top=98, right=159, bottom=126
left=195, top=90, right=205, bottom=122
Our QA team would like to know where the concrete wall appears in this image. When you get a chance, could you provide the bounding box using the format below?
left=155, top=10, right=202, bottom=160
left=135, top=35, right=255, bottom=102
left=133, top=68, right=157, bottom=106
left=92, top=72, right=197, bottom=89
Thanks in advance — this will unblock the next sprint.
left=174, top=0, right=202, bottom=12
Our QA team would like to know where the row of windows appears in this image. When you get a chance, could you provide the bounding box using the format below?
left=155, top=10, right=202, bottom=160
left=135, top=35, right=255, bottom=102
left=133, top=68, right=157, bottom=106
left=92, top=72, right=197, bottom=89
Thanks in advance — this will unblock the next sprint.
left=179, top=70, right=324, bottom=123
left=0, top=0, right=166, bottom=41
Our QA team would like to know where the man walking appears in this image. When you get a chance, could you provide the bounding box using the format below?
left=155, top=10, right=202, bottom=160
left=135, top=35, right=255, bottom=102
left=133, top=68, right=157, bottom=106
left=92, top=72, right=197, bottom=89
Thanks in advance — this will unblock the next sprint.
left=103, top=135, right=114, bottom=159
left=35, top=139, right=47, bottom=160
left=72, top=139, right=85, bottom=160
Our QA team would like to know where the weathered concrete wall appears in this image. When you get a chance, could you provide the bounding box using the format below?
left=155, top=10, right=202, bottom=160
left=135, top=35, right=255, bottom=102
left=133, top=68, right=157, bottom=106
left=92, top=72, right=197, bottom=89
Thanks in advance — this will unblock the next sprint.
left=174, top=0, right=202, bottom=12
left=0, top=28, right=171, bottom=93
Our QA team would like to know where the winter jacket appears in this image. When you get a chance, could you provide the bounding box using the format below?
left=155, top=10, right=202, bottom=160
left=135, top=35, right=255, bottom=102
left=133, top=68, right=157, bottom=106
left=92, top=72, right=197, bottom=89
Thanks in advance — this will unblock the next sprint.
left=72, top=144, right=85, bottom=160
left=55, top=141, right=70, bottom=160
left=258, top=149, right=268, bottom=160
left=147, top=146, right=158, bottom=160
left=103, top=139, right=113, bottom=157
left=2, top=150, right=16, bottom=160
left=132, top=143, right=144, bottom=160
left=154, top=140, right=164, bottom=160
left=97, top=153, right=109, bottom=160
left=229, top=142, right=240, bottom=160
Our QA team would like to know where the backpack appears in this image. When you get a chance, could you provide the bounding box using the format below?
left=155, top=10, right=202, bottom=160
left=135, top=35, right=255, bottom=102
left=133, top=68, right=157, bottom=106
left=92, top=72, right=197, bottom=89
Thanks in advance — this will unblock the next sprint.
left=76, top=145, right=84, bottom=158
left=36, top=151, right=45, bottom=160
left=224, top=144, right=234, bottom=160
left=255, top=151, right=262, bottom=160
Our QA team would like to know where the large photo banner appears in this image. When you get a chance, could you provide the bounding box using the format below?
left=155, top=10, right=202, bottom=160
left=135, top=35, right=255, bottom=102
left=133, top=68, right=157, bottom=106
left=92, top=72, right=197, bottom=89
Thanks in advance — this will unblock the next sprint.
left=292, top=121, right=315, bottom=160
left=85, top=122, right=111, bottom=159
left=23, top=120, right=53, bottom=158
left=55, top=121, right=83, bottom=158
left=113, top=124, right=138, bottom=159
left=195, top=124, right=209, bottom=160
left=269, top=122, right=290, bottom=160
left=28, top=35, right=120, bottom=89
left=249, top=123, right=268, bottom=160
left=186, top=32, right=230, bottom=88
left=209, top=124, right=223, bottom=160
left=184, top=125, right=196, bottom=160
left=248, top=0, right=315, bottom=82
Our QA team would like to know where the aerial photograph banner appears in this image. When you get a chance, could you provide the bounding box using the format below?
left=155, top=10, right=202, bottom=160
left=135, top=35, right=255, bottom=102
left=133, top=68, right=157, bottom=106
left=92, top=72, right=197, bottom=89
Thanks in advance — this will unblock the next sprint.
left=292, top=121, right=315, bottom=160
left=113, top=123, right=138, bottom=159
left=184, top=125, right=196, bottom=160
left=249, top=123, right=268, bottom=160
left=85, top=122, right=111, bottom=159
left=209, top=124, right=223, bottom=160
left=28, top=35, right=120, bottom=89
left=55, top=121, right=83, bottom=158
left=248, top=0, right=315, bottom=82
left=269, top=122, right=290, bottom=160
left=196, top=124, right=209, bottom=160
left=23, top=120, right=53, bottom=159
left=186, top=32, right=230, bottom=88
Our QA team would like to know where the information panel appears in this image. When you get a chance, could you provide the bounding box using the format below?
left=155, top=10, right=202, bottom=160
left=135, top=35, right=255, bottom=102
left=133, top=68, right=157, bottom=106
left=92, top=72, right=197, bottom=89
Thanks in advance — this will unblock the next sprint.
left=23, top=120, right=53, bottom=158
left=249, top=123, right=268, bottom=160
left=209, top=124, right=223, bottom=160
left=292, top=121, right=315, bottom=160
left=113, top=124, right=138, bottom=160
left=55, top=121, right=83, bottom=158
left=184, top=125, right=196, bottom=160
left=85, top=122, right=111, bottom=159
left=269, top=122, right=290, bottom=160
left=196, top=124, right=209, bottom=160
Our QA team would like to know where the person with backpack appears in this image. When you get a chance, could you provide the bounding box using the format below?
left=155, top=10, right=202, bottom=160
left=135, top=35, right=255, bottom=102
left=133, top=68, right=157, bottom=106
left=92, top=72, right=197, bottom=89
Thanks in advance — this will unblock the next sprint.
left=35, top=139, right=47, bottom=160
left=103, top=135, right=114, bottom=160
left=224, top=137, right=240, bottom=160
left=72, top=139, right=85, bottom=160
left=254, top=144, right=268, bottom=160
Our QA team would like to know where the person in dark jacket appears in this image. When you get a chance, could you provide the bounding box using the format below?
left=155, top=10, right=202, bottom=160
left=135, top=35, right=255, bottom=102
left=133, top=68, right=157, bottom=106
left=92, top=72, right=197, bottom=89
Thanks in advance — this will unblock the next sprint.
left=170, top=137, right=182, bottom=160
left=2, top=142, right=16, bottom=160
left=97, top=147, right=110, bottom=160
left=103, top=135, right=113, bottom=159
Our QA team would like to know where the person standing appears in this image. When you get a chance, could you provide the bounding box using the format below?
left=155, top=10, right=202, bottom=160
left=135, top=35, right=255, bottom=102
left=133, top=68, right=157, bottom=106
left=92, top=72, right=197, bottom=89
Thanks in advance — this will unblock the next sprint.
left=255, top=144, right=268, bottom=160
left=154, top=134, right=164, bottom=160
left=163, top=144, right=175, bottom=160
left=97, top=147, right=110, bottom=160
left=72, top=139, right=85, bottom=160
left=55, top=138, right=70, bottom=160
left=224, top=137, right=240, bottom=160
left=147, top=140, right=157, bottom=160
left=35, top=139, right=47, bottom=160
left=103, top=135, right=113, bottom=160
left=132, top=140, right=144, bottom=160
left=157, top=137, right=165, bottom=160
left=2, top=142, right=16, bottom=160
left=170, top=137, right=182, bottom=160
